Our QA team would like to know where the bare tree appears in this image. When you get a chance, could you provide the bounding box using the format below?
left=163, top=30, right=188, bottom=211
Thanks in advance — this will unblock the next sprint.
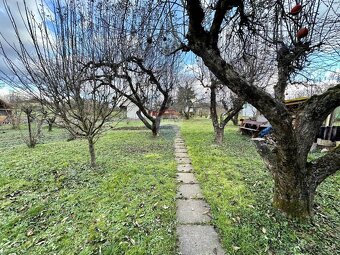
left=194, top=61, right=243, bottom=143
left=113, top=55, right=179, bottom=137
left=20, top=103, right=43, bottom=148
left=0, top=0, right=123, bottom=167
left=175, top=77, right=196, bottom=119
left=76, top=0, right=181, bottom=137
left=192, top=31, right=274, bottom=144
left=179, top=0, right=340, bottom=218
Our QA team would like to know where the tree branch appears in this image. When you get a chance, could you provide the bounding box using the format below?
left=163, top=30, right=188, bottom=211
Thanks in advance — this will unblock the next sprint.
left=221, top=101, right=243, bottom=127
left=136, top=110, right=153, bottom=130
left=186, top=0, right=207, bottom=37
left=301, top=84, right=340, bottom=125
left=210, top=0, right=234, bottom=47
left=308, top=146, right=340, bottom=189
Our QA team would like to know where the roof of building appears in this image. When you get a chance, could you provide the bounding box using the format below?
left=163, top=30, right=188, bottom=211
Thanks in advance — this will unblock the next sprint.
left=0, top=98, right=12, bottom=109
left=284, top=97, right=309, bottom=106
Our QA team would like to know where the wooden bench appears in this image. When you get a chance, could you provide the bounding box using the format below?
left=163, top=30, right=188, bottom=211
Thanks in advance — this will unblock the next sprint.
left=239, top=120, right=268, bottom=135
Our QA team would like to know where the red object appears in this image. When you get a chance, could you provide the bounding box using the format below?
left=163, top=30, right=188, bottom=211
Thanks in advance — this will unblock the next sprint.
left=290, top=4, right=302, bottom=15
left=297, top=27, right=308, bottom=39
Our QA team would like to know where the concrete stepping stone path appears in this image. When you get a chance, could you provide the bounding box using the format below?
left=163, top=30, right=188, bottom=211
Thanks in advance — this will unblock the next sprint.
left=174, top=129, right=225, bottom=255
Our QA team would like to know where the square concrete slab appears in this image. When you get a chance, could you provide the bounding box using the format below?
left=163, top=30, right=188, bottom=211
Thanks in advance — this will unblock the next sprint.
left=177, top=225, right=225, bottom=255
left=177, top=164, right=193, bottom=172
left=175, top=152, right=189, bottom=158
left=174, top=145, right=186, bottom=150
left=176, top=199, right=211, bottom=224
left=177, top=184, right=203, bottom=199
left=177, top=173, right=198, bottom=184
left=175, top=148, right=188, bottom=153
left=176, top=157, right=191, bottom=164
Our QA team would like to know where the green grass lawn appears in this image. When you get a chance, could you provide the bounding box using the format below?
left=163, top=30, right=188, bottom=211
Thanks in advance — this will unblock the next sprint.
left=1, top=119, right=338, bottom=255
left=0, top=124, right=177, bottom=255
left=181, top=119, right=339, bottom=255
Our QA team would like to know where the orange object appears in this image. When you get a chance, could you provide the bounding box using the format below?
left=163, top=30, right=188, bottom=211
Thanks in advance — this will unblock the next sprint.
left=297, top=27, right=308, bottom=39
left=290, top=4, right=302, bottom=15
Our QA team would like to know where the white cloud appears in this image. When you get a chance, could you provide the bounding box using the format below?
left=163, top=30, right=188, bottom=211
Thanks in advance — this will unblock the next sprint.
left=0, top=86, right=11, bottom=97
left=0, top=0, right=45, bottom=73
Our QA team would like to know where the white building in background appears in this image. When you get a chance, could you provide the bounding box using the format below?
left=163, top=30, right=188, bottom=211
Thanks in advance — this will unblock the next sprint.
left=119, top=99, right=140, bottom=120
left=126, top=103, right=140, bottom=120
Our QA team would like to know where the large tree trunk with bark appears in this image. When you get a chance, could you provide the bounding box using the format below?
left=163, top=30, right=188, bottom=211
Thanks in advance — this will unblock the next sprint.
left=183, top=111, right=190, bottom=120
left=254, top=133, right=340, bottom=218
left=210, top=84, right=225, bottom=144
left=253, top=138, right=312, bottom=217
left=272, top=175, right=314, bottom=218
left=151, top=117, right=161, bottom=137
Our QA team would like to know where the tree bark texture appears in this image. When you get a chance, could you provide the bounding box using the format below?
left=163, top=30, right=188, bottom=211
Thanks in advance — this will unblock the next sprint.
left=27, top=112, right=34, bottom=148
left=151, top=117, right=161, bottom=137
left=214, top=126, right=224, bottom=144
left=210, top=84, right=223, bottom=143
left=254, top=138, right=339, bottom=218
left=88, top=136, right=96, bottom=168
left=136, top=110, right=161, bottom=137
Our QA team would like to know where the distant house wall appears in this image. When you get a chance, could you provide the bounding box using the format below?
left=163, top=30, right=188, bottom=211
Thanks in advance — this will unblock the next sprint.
left=148, top=109, right=180, bottom=119
left=126, top=104, right=140, bottom=119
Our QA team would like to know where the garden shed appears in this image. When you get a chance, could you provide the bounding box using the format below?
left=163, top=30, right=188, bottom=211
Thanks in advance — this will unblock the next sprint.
left=0, top=99, right=12, bottom=124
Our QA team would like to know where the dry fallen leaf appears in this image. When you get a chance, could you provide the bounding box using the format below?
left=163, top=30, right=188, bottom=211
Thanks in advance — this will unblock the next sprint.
left=26, top=229, right=34, bottom=237
left=232, top=245, right=241, bottom=251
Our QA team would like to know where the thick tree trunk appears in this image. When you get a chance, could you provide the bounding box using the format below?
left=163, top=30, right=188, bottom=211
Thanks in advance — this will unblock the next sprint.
left=88, top=137, right=96, bottom=168
left=272, top=176, right=314, bottom=218
left=271, top=150, right=314, bottom=218
left=253, top=139, right=313, bottom=218
left=214, top=126, right=224, bottom=144
left=136, top=110, right=162, bottom=137
left=151, top=117, right=161, bottom=137
left=48, top=123, right=53, bottom=132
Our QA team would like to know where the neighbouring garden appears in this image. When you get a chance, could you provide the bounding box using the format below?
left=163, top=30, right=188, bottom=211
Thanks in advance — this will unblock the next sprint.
left=0, top=123, right=178, bottom=255
left=0, top=119, right=339, bottom=255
